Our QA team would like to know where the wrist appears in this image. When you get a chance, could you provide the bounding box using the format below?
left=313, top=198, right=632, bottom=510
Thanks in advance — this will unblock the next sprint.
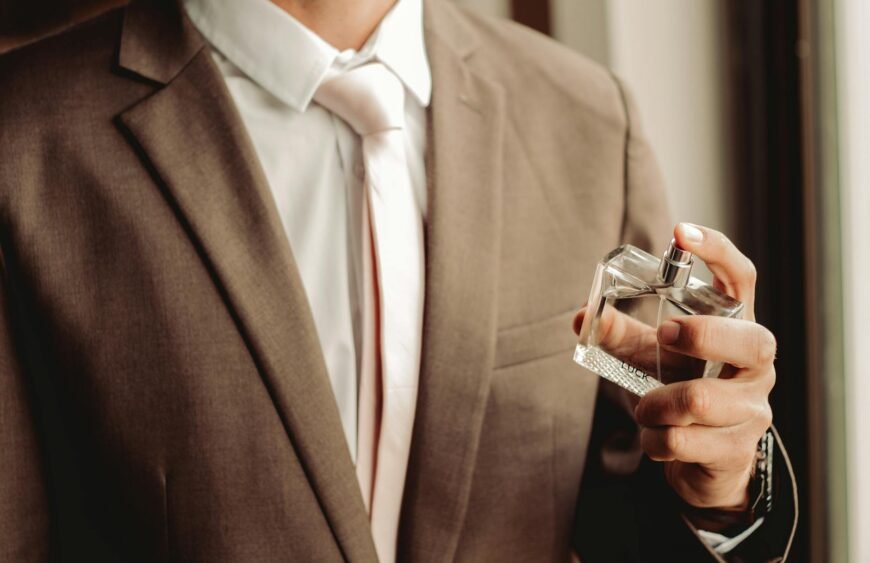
left=680, top=475, right=752, bottom=534
left=680, top=428, right=775, bottom=533
left=665, top=461, right=752, bottom=511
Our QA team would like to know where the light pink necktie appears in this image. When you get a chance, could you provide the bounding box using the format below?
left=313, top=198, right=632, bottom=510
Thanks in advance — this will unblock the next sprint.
left=315, top=63, right=425, bottom=563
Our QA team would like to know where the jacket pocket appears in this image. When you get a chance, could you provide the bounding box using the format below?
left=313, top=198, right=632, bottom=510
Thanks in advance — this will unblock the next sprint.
left=494, top=308, right=578, bottom=369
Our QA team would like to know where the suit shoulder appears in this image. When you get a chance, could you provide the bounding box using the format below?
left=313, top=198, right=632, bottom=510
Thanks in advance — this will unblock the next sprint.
left=445, top=4, right=627, bottom=128
left=0, top=8, right=150, bottom=206
left=0, top=9, right=127, bottom=122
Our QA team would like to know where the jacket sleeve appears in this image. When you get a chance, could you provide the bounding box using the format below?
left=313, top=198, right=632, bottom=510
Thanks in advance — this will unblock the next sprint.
left=571, top=77, right=798, bottom=562
left=0, top=242, right=50, bottom=562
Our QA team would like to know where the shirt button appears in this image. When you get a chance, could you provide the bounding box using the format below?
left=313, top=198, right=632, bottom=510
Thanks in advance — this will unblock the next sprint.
left=336, top=50, right=355, bottom=64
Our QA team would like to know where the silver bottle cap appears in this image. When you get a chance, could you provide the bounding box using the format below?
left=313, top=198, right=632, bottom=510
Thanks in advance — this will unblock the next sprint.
left=658, top=239, right=693, bottom=288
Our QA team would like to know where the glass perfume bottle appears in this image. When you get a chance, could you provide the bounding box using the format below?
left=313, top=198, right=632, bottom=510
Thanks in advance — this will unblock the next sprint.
left=574, top=240, right=744, bottom=396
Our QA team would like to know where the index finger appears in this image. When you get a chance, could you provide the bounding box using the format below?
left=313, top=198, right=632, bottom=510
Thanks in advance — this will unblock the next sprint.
left=673, top=223, right=756, bottom=319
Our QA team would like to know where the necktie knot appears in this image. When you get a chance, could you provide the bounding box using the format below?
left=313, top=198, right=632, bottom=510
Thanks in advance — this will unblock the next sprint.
left=315, top=63, right=405, bottom=136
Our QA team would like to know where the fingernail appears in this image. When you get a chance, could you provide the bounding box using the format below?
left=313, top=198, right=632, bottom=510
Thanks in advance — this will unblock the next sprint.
left=679, top=223, right=704, bottom=245
left=658, top=321, right=681, bottom=345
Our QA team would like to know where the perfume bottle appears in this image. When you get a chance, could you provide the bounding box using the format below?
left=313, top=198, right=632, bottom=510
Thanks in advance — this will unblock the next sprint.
left=574, top=240, right=744, bottom=396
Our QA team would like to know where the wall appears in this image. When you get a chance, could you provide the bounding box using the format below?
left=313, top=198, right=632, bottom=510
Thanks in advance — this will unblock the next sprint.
left=604, top=0, right=732, bottom=240
left=838, top=0, right=870, bottom=559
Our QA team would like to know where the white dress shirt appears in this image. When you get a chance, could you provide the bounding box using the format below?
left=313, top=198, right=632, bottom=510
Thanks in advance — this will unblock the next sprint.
left=181, top=0, right=430, bottom=462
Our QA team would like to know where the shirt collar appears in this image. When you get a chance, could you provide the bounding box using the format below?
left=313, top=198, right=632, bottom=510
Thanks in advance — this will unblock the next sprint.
left=182, top=0, right=431, bottom=111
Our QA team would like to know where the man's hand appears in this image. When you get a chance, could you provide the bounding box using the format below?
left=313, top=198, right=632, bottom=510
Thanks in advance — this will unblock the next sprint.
left=635, top=223, right=775, bottom=511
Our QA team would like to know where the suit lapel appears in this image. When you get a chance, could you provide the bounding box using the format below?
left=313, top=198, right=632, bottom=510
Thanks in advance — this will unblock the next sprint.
left=114, top=3, right=377, bottom=561
left=398, top=2, right=505, bottom=561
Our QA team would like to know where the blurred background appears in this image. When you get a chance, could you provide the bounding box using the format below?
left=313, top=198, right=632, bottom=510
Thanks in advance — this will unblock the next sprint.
left=2, top=0, right=868, bottom=561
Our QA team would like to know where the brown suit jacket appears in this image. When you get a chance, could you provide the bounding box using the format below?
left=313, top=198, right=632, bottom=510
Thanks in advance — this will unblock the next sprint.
left=0, top=0, right=796, bottom=561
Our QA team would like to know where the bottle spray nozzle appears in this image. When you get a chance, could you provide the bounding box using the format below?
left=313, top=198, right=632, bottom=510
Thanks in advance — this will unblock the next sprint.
left=657, top=239, right=693, bottom=288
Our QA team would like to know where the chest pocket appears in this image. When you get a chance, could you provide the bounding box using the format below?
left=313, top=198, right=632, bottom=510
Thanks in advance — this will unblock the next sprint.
left=494, top=308, right=578, bottom=370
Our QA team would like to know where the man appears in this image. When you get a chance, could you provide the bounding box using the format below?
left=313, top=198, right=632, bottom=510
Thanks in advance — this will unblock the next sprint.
left=0, top=0, right=797, bottom=560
